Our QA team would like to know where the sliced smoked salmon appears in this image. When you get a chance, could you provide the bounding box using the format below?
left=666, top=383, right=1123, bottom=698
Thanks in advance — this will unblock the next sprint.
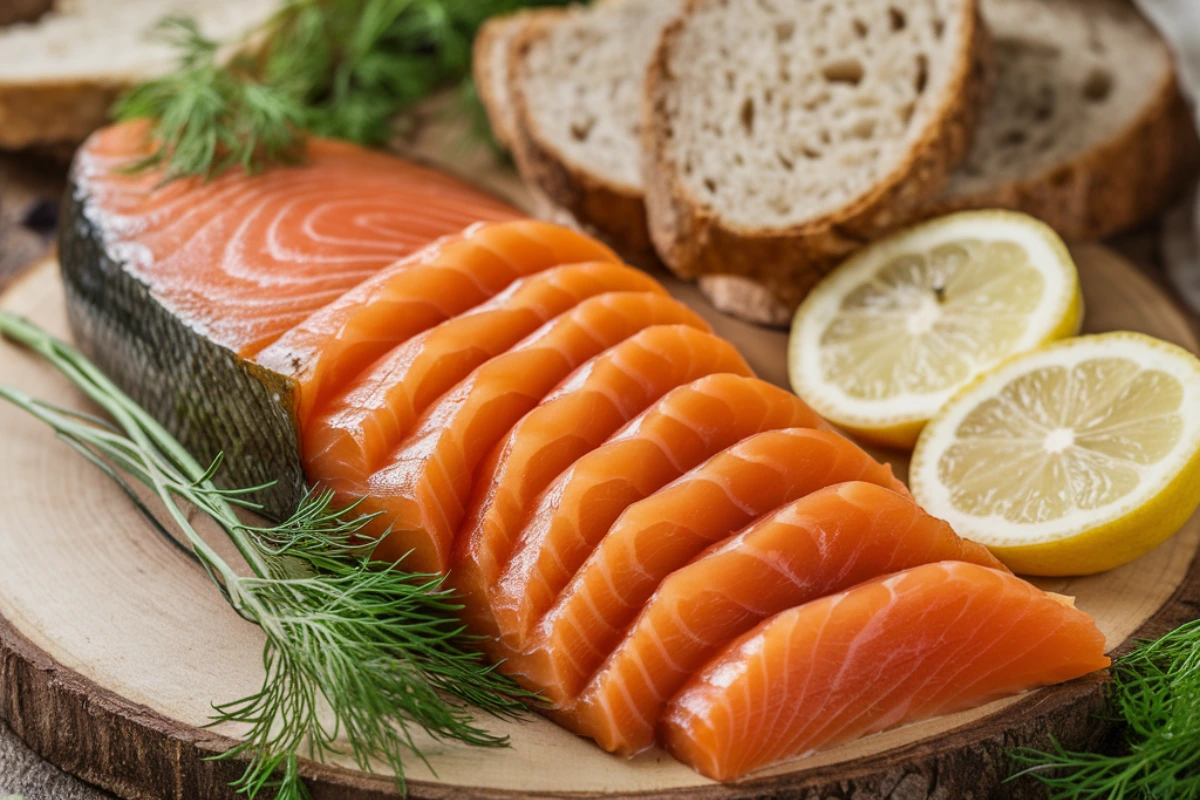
left=74, top=121, right=522, bottom=357
left=660, top=561, right=1110, bottom=781
left=452, top=373, right=829, bottom=645
left=302, top=262, right=664, bottom=485
left=453, top=329, right=752, bottom=584
left=256, top=220, right=621, bottom=423
left=500, top=429, right=908, bottom=701
left=562, top=482, right=1006, bottom=754
left=62, top=126, right=1114, bottom=781
left=356, top=299, right=711, bottom=573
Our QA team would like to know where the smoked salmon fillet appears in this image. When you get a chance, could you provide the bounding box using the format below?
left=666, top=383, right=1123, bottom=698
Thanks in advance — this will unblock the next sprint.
left=660, top=561, right=1111, bottom=781
left=452, top=373, right=829, bottom=643
left=498, top=429, right=909, bottom=701
left=355, top=300, right=712, bottom=573
left=257, top=220, right=621, bottom=423
left=302, top=262, right=664, bottom=485
left=562, top=482, right=1006, bottom=754
left=74, top=121, right=522, bottom=357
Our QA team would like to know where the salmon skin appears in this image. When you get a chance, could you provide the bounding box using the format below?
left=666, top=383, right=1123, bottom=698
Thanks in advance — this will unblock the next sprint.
left=62, top=125, right=1113, bottom=780
left=61, top=123, right=523, bottom=518
left=561, top=482, right=1007, bottom=754
left=660, top=561, right=1110, bottom=781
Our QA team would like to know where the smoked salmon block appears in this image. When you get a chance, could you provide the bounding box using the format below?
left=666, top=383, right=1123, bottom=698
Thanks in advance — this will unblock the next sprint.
left=356, top=298, right=711, bottom=573
left=257, top=220, right=621, bottom=422
left=661, top=561, right=1111, bottom=781
left=501, top=429, right=909, bottom=701
left=563, top=482, right=1006, bottom=754
left=75, top=121, right=522, bottom=357
left=452, top=373, right=829, bottom=644
left=302, top=262, right=664, bottom=485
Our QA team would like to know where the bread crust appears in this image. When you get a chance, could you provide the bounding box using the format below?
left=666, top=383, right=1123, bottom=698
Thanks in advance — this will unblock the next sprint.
left=0, top=0, right=53, bottom=26
left=924, top=68, right=1199, bottom=241
left=643, top=0, right=991, bottom=311
left=0, top=78, right=125, bottom=149
left=473, top=12, right=529, bottom=151
left=698, top=274, right=794, bottom=327
left=507, top=9, right=658, bottom=261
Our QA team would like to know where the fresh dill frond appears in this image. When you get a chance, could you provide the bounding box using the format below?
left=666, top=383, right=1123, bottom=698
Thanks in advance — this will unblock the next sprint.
left=114, top=0, right=583, bottom=181
left=114, top=16, right=307, bottom=182
left=1009, top=619, right=1200, bottom=799
left=0, top=312, right=537, bottom=800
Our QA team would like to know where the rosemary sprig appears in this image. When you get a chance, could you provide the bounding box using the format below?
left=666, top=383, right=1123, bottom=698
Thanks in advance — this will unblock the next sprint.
left=1009, top=620, right=1200, bottom=799
left=0, top=311, right=535, bottom=799
left=115, top=0, right=579, bottom=181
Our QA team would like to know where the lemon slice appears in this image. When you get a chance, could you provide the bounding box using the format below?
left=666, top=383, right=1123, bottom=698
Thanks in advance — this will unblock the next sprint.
left=911, top=332, right=1200, bottom=576
left=789, top=211, right=1082, bottom=448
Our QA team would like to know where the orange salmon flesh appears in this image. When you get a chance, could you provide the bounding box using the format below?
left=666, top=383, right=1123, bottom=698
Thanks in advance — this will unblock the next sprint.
left=78, top=132, right=1113, bottom=781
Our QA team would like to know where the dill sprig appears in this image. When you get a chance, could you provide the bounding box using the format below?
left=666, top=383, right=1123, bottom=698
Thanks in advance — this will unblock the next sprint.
left=0, top=311, right=536, bottom=800
left=114, top=0, right=578, bottom=181
left=1009, top=620, right=1200, bottom=799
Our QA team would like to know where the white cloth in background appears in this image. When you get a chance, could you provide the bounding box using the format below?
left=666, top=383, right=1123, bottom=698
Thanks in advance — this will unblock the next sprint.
left=1135, top=0, right=1200, bottom=313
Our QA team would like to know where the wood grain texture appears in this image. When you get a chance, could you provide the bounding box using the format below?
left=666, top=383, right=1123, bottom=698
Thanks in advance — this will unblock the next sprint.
left=0, top=243, right=1198, bottom=799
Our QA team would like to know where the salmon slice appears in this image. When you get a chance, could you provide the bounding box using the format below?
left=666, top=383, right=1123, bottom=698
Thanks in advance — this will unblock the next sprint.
left=454, top=374, right=828, bottom=646
left=562, top=482, right=1006, bottom=754
left=256, top=220, right=621, bottom=423
left=76, top=121, right=522, bottom=356
left=660, top=561, right=1110, bottom=781
left=302, top=262, right=664, bottom=485
left=356, top=296, right=710, bottom=573
left=503, top=429, right=908, bottom=702
left=455, top=330, right=753, bottom=586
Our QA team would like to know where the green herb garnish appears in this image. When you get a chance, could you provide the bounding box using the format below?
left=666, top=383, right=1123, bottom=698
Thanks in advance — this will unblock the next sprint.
left=0, top=312, right=536, bottom=799
left=115, top=0, right=576, bottom=182
left=1009, top=620, right=1200, bottom=799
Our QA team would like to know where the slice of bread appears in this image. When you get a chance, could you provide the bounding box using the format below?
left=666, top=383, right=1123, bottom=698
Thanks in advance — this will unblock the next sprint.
left=474, top=0, right=639, bottom=152
left=0, top=0, right=275, bottom=150
left=644, top=0, right=989, bottom=312
left=503, top=0, right=685, bottom=259
left=699, top=0, right=1198, bottom=327
left=473, top=10, right=540, bottom=152
left=926, top=0, right=1198, bottom=241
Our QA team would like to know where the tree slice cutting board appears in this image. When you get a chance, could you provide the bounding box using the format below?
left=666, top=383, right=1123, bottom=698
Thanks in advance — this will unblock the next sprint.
left=0, top=241, right=1198, bottom=800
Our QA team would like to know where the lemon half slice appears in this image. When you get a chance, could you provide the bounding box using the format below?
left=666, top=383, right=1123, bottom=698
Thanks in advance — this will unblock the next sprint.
left=911, top=332, right=1200, bottom=576
left=789, top=211, right=1082, bottom=448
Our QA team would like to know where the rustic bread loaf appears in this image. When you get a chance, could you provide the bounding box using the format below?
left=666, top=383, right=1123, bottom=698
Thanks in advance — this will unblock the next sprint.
left=0, top=0, right=274, bottom=150
left=644, top=0, right=989, bottom=314
left=505, top=0, right=684, bottom=259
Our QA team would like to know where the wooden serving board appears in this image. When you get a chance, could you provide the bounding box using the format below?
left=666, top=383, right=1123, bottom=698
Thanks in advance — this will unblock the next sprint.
left=0, top=240, right=1198, bottom=799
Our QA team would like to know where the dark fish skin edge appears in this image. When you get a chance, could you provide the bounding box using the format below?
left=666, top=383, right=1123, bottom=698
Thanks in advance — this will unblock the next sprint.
left=57, top=167, right=308, bottom=522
